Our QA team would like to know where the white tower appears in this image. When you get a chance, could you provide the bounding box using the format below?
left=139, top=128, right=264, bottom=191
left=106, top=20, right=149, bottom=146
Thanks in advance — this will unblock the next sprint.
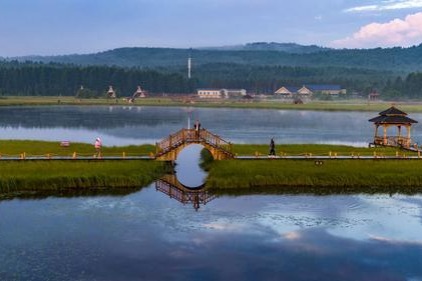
left=188, top=56, right=192, bottom=79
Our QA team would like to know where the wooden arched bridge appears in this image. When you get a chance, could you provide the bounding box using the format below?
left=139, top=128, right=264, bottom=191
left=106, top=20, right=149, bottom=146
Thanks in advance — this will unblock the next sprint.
left=155, top=128, right=234, bottom=161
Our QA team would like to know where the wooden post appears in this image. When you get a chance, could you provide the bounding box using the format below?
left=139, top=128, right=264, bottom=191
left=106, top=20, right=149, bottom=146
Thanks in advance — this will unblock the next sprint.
left=72, top=152, right=77, bottom=159
left=383, top=125, right=387, bottom=145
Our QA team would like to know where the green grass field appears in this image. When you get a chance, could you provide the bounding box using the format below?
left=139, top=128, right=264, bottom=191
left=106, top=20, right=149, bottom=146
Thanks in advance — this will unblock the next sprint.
left=0, top=140, right=156, bottom=158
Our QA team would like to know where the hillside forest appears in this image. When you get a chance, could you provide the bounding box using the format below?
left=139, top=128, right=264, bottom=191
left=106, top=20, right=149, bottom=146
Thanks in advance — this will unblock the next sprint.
left=1, top=43, right=422, bottom=99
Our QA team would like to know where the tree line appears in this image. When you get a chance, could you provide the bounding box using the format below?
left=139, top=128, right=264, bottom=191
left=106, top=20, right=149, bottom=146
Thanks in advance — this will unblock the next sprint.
left=0, top=61, right=194, bottom=97
left=0, top=60, right=421, bottom=99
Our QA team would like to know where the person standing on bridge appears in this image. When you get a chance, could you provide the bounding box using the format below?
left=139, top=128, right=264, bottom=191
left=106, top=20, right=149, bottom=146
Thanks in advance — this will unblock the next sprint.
left=194, top=119, right=201, bottom=138
left=94, top=137, right=102, bottom=158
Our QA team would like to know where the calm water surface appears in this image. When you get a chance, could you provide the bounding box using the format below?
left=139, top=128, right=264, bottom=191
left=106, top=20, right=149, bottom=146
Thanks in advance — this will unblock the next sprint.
left=0, top=106, right=422, bottom=280
left=2, top=105, right=421, bottom=146
left=1, top=190, right=422, bottom=280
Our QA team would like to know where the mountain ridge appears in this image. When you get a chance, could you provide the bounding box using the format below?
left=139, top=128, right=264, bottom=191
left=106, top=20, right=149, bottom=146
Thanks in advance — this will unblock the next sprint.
left=5, top=42, right=422, bottom=72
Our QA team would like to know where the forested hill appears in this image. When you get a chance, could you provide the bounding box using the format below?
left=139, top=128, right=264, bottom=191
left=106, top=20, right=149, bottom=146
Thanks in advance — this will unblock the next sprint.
left=10, top=43, right=422, bottom=72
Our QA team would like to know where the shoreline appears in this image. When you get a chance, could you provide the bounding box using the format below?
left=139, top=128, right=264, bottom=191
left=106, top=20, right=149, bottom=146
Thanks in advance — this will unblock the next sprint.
left=1, top=96, right=422, bottom=113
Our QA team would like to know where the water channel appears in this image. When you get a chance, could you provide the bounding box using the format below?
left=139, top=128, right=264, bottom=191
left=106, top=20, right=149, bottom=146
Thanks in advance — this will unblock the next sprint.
left=0, top=106, right=422, bottom=280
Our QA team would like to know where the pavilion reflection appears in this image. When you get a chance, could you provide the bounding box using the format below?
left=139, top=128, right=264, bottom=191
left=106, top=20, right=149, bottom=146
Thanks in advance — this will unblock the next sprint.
left=155, top=174, right=216, bottom=210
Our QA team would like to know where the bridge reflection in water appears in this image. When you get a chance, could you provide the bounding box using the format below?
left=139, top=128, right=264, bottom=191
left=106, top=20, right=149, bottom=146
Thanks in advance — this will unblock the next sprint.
left=155, top=174, right=216, bottom=211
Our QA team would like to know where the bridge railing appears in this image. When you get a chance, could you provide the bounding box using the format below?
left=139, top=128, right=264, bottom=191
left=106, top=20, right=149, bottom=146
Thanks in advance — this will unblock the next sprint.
left=156, top=128, right=189, bottom=154
left=198, top=129, right=232, bottom=153
left=156, top=128, right=233, bottom=156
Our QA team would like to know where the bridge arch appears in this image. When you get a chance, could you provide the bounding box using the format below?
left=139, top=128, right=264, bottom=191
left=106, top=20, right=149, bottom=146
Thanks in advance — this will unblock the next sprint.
left=155, top=128, right=234, bottom=161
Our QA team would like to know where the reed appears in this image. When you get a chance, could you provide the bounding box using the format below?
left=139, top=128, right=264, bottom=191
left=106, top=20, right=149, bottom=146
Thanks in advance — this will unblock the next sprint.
left=206, top=159, right=422, bottom=194
left=0, top=160, right=168, bottom=199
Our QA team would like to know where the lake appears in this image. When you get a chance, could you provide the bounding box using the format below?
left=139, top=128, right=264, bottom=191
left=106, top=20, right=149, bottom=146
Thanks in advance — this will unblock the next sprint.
left=0, top=106, right=421, bottom=280
left=3, top=105, right=422, bottom=146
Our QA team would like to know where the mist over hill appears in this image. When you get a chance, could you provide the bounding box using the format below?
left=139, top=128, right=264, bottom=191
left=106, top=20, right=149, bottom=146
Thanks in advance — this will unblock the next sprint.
left=201, top=42, right=331, bottom=53
left=9, top=42, right=422, bottom=72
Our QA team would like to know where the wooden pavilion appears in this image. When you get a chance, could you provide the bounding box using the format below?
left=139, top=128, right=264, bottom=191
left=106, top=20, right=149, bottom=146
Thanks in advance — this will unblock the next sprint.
left=369, top=106, right=418, bottom=149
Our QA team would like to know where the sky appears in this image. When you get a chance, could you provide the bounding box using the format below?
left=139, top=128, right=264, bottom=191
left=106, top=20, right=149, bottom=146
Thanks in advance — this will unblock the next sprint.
left=1, top=0, right=422, bottom=56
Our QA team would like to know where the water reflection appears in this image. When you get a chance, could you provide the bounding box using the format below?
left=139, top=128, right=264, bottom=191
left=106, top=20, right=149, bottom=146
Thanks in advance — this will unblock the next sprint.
left=174, top=144, right=207, bottom=187
left=155, top=175, right=215, bottom=210
left=155, top=144, right=212, bottom=210
left=1, top=192, right=422, bottom=280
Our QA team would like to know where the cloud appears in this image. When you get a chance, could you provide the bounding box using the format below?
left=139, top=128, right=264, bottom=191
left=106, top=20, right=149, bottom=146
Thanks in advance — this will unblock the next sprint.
left=331, top=12, right=422, bottom=48
left=345, top=0, right=422, bottom=13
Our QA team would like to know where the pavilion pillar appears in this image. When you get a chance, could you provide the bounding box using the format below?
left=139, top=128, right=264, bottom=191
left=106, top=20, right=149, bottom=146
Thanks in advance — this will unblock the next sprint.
left=398, top=125, right=402, bottom=146
left=383, top=125, right=387, bottom=145
left=374, top=125, right=378, bottom=137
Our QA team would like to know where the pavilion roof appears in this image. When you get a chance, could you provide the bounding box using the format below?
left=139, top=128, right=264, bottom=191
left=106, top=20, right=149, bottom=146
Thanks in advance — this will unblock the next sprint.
left=369, top=106, right=418, bottom=124
left=378, top=106, right=408, bottom=116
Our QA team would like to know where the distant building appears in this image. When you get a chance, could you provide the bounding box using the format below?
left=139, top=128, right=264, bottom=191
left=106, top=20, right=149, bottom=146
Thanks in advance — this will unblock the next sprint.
left=305, top=84, right=346, bottom=95
left=274, top=84, right=346, bottom=98
left=368, top=90, right=380, bottom=101
left=224, top=89, right=247, bottom=98
left=197, top=88, right=247, bottom=99
left=274, top=86, right=300, bottom=98
left=133, top=86, right=147, bottom=98
left=107, top=86, right=116, bottom=98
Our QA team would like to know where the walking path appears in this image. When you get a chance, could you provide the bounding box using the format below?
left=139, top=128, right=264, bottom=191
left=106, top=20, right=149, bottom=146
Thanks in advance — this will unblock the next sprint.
left=236, top=155, right=421, bottom=160
left=0, top=155, right=153, bottom=161
left=0, top=154, right=419, bottom=161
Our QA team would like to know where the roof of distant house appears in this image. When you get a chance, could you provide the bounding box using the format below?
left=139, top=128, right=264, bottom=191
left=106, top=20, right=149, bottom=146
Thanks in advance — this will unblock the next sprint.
left=304, top=84, right=342, bottom=91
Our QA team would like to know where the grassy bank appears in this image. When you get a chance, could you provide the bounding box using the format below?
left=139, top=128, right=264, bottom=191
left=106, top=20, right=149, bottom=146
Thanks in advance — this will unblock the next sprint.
left=206, top=159, right=422, bottom=194
left=0, top=140, right=167, bottom=199
left=2, top=141, right=422, bottom=198
left=2, top=96, right=422, bottom=113
left=0, top=160, right=168, bottom=199
left=0, top=140, right=156, bottom=158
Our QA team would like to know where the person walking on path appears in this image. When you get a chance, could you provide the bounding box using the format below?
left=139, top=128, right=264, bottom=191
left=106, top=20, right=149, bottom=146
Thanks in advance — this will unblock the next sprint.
left=269, top=138, right=276, bottom=156
left=94, top=137, right=102, bottom=158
